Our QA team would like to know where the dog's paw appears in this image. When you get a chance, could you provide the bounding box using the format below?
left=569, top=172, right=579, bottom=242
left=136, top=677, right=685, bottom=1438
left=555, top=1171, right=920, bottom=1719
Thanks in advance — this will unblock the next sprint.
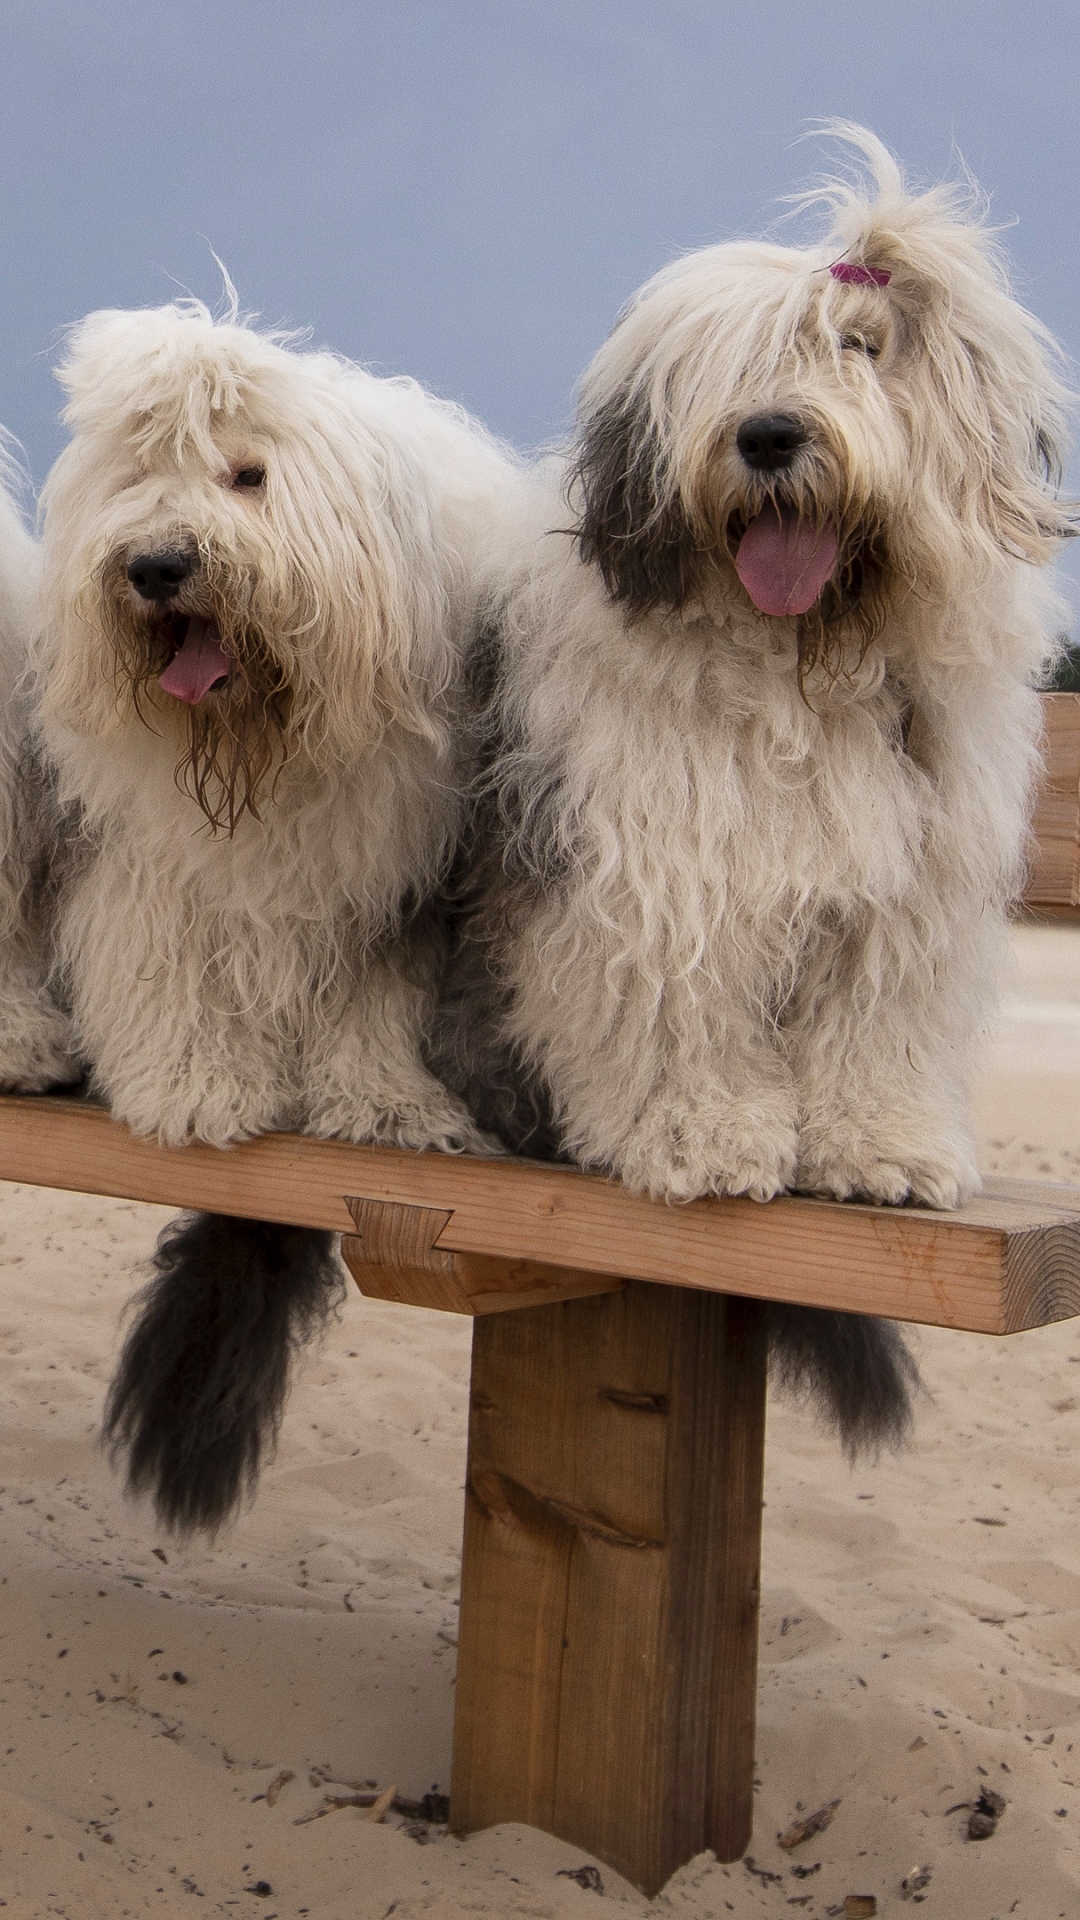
left=797, top=1130, right=980, bottom=1211
left=309, top=1081, right=500, bottom=1158
left=0, top=1001, right=83, bottom=1093
left=108, top=1080, right=288, bottom=1149
left=905, top=1155, right=980, bottom=1210
left=610, top=1096, right=799, bottom=1204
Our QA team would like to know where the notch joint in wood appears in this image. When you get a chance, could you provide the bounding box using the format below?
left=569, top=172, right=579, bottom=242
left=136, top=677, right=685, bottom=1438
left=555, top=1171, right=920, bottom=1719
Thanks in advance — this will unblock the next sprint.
left=341, top=1193, right=626, bottom=1317
left=344, top=1195, right=456, bottom=1272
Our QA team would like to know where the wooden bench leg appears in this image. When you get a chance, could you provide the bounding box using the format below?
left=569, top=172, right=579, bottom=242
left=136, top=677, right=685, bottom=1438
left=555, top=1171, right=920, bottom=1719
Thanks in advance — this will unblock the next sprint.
left=450, top=1282, right=768, bottom=1896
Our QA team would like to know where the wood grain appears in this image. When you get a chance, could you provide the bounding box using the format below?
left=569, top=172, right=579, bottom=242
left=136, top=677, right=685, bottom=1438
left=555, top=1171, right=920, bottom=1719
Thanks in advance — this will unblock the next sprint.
left=0, top=1093, right=1077, bottom=1334
left=451, top=1284, right=768, bottom=1894
left=344, top=1197, right=457, bottom=1273
left=1026, top=691, right=1080, bottom=909
left=340, top=1197, right=624, bottom=1315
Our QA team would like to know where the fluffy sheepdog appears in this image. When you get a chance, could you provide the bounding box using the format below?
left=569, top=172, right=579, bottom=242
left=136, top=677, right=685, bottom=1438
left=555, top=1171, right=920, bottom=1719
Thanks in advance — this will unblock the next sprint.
left=0, top=451, right=78, bottom=1092
left=35, top=300, right=525, bottom=1529
left=441, top=128, right=1073, bottom=1451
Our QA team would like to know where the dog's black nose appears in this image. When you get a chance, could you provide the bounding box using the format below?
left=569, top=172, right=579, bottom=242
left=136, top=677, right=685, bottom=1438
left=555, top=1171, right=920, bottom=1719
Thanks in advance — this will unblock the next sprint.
left=735, top=413, right=808, bottom=471
left=126, top=551, right=195, bottom=602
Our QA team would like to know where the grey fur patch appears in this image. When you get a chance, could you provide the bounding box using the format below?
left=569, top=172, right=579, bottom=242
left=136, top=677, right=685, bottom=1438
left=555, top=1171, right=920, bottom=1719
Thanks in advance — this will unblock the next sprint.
left=572, top=390, right=703, bottom=617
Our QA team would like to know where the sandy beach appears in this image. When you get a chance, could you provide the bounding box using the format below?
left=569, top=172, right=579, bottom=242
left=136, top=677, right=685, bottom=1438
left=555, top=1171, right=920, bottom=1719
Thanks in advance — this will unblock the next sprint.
left=1, top=923, right=1079, bottom=1919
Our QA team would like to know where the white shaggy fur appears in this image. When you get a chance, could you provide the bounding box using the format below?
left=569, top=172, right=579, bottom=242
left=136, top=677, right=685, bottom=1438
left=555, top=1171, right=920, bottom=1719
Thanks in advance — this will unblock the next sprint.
left=37, top=301, right=525, bottom=1150
left=460, top=129, right=1072, bottom=1209
left=0, top=453, right=77, bottom=1090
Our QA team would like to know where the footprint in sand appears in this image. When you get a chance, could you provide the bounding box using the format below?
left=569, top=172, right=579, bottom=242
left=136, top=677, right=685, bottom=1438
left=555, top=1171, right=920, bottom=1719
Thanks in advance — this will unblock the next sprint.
left=274, top=1450, right=430, bottom=1508
left=759, top=1590, right=842, bottom=1663
left=983, top=1558, right=1080, bottom=1612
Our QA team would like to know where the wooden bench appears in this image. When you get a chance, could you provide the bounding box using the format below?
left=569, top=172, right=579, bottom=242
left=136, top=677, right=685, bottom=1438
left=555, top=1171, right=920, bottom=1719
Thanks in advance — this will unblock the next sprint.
left=1, top=1093, right=1079, bottom=1894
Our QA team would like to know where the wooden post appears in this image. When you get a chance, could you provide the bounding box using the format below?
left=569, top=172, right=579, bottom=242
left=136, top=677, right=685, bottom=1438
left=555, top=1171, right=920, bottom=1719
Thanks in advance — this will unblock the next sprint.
left=1027, top=690, right=1080, bottom=912
left=450, top=1282, right=768, bottom=1896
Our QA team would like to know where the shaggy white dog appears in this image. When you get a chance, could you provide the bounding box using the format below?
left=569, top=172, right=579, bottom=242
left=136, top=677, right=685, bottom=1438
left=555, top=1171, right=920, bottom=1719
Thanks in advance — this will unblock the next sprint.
left=0, top=452, right=77, bottom=1091
left=451, top=128, right=1071, bottom=1214
left=441, top=130, right=1073, bottom=1447
left=34, top=300, right=528, bottom=1530
left=37, top=299, right=521, bottom=1152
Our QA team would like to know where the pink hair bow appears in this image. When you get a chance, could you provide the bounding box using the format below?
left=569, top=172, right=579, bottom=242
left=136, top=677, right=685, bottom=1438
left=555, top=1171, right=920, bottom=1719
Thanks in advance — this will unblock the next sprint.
left=830, top=262, right=891, bottom=287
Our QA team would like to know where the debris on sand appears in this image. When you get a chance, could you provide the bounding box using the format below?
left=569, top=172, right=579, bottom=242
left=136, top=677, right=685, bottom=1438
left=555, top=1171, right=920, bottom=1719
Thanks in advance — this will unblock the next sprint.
left=363, top=1785, right=397, bottom=1823
left=900, top=1863, right=932, bottom=1900
left=294, top=1783, right=448, bottom=1828
left=556, top=1865, right=604, bottom=1893
left=418, top=1791, right=450, bottom=1823
left=778, top=1798, right=841, bottom=1849
left=967, top=1787, right=1006, bottom=1840
left=294, top=1793, right=372, bottom=1825
left=264, top=1770, right=294, bottom=1808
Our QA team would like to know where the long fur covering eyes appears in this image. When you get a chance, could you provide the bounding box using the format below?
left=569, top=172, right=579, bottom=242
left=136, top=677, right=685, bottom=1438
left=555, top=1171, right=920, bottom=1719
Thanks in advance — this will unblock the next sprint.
left=35, top=301, right=531, bottom=1529
left=437, top=127, right=1075, bottom=1451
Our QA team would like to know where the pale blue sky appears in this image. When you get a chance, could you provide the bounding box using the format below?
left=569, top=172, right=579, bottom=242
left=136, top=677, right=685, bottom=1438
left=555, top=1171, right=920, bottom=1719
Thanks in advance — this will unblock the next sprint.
left=2, top=0, right=1077, bottom=596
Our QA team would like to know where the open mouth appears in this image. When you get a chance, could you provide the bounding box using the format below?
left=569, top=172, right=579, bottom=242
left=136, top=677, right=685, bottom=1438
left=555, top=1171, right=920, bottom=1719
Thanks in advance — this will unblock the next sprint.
left=730, top=502, right=839, bottom=618
left=156, top=615, right=232, bottom=705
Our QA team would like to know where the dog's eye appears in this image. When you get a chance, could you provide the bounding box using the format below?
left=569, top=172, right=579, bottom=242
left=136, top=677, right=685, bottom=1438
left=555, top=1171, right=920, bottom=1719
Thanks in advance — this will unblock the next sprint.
left=231, top=466, right=266, bottom=490
left=839, top=333, right=881, bottom=359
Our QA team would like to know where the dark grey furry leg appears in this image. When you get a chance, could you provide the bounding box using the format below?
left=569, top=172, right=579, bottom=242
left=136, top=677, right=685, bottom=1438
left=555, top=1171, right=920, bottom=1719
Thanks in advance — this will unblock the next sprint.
left=428, top=923, right=561, bottom=1158
left=766, top=1304, right=920, bottom=1456
left=102, top=1213, right=344, bottom=1535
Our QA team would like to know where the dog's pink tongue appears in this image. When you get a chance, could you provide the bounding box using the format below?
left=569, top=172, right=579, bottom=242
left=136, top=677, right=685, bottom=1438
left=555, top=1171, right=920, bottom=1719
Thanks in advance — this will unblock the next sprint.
left=158, top=620, right=231, bottom=704
left=735, top=505, right=839, bottom=617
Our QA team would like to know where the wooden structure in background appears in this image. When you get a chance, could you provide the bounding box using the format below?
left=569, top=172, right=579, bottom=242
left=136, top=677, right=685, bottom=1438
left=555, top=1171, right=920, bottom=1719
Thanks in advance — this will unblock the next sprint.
left=0, top=1093, right=1079, bottom=1891
left=1026, top=690, right=1080, bottom=911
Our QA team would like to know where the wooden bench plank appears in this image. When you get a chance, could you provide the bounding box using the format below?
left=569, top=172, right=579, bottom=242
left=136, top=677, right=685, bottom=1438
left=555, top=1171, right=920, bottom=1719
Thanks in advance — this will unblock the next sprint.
left=0, top=1094, right=1077, bottom=1335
